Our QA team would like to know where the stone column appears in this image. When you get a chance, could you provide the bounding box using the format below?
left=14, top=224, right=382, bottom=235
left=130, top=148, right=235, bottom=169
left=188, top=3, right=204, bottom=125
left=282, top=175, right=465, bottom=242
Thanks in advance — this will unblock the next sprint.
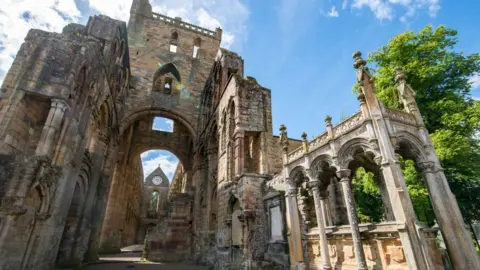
left=285, top=182, right=306, bottom=269
left=72, top=132, right=109, bottom=263
left=336, top=169, right=367, bottom=270
left=308, top=180, right=331, bottom=270
left=36, top=99, right=69, bottom=156
left=419, top=161, right=480, bottom=269
left=319, top=191, right=332, bottom=227
left=234, top=131, right=245, bottom=176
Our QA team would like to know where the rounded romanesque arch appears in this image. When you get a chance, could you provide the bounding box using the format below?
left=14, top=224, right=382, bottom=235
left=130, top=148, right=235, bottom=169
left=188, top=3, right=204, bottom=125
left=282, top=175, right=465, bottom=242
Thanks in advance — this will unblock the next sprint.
left=289, top=166, right=307, bottom=186
left=394, top=131, right=429, bottom=163
left=336, top=137, right=380, bottom=170
left=310, top=154, right=336, bottom=176
left=119, top=108, right=196, bottom=139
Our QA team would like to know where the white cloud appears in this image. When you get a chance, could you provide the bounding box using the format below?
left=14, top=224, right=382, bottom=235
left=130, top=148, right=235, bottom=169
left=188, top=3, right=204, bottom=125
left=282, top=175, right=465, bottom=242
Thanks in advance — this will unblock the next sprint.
left=342, top=0, right=348, bottom=10
left=141, top=150, right=179, bottom=180
left=153, top=117, right=174, bottom=131
left=0, top=0, right=81, bottom=84
left=166, top=119, right=173, bottom=130
left=88, top=0, right=132, bottom=21
left=352, top=0, right=394, bottom=20
left=327, top=6, right=340, bottom=17
left=351, top=0, right=441, bottom=21
left=469, top=74, right=480, bottom=89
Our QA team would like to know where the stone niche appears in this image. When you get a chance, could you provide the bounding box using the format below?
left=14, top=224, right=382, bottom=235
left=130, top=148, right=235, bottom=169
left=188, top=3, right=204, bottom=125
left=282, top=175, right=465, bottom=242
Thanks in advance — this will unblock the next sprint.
left=263, top=188, right=289, bottom=269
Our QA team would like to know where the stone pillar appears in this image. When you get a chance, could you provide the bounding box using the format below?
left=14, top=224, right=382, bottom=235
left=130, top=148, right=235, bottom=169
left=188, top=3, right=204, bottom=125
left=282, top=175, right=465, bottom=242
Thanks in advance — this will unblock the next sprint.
left=308, top=180, right=331, bottom=270
left=36, top=99, right=69, bottom=156
left=336, top=169, right=367, bottom=270
left=376, top=171, right=395, bottom=221
left=419, top=161, right=480, bottom=269
left=72, top=132, right=110, bottom=263
left=234, top=131, right=244, bottom=176
left=319, top=191, right=332, bottom=227
left=285, top=182, right=306, bottom=269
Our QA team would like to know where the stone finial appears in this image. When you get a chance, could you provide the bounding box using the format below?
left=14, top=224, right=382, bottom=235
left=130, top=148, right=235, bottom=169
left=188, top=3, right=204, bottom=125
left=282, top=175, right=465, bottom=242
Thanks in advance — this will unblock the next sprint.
left=279, top=124, right=289, bottom=151
left=353, top=51, right=367, bottom=69
left=324, top=115, right=332, bottom=126
left=395, top=67, right=407, bottom=84
left=301, top=132, right=307, bottom=141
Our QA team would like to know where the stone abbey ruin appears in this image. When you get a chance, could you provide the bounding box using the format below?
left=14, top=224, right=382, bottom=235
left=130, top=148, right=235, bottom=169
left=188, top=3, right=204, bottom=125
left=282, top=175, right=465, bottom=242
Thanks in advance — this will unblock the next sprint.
left=0, top=0, right=479, bottom=269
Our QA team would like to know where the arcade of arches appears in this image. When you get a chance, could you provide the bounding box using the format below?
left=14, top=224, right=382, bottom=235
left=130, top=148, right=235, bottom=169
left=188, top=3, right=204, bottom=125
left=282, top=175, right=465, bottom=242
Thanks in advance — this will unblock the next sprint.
left=0, top=1, right=479, bottom=269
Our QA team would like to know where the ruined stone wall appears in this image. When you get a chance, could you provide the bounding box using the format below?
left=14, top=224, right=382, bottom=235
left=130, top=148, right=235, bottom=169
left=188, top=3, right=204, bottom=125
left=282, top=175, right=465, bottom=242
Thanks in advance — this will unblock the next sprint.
left=0, top=14, right=130, bottom=269
left=125, top=4, right=221, bottom=133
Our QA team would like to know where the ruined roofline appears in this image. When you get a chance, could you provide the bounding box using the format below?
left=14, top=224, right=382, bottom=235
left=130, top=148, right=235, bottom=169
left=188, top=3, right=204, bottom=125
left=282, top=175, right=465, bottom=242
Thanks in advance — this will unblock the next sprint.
left=151, top=12, right=222, bottom=40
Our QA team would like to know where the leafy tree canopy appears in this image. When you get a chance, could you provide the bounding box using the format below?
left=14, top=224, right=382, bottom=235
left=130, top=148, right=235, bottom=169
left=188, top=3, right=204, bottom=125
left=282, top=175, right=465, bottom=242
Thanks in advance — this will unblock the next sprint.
left=366, top=25, right=480, bottom=222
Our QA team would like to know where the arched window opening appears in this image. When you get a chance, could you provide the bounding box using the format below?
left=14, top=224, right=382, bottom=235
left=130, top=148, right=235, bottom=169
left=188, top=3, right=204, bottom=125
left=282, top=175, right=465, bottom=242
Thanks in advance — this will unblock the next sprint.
left=193, top=37, right=201, bottom=58
left=171, top=31, right=178, bottom=41
left=152, top=63, right=181, bottom=94
left=221, top=110, right=227, bottom=151
left=152, top=117, right=174, bottom=132
left=231, top=199, right=242, bottom=246
left=150, top=191, right=159, bottom=212
left=228, top=102, right=236, bottom=180
left=400, top=157, right=435, bottom=226
left=348, top=147, right=393, bottom=224
left=170, top=31, right=178, bottom=53
left=395, top=141, right=436, bottom=227
left=163, top=77, right=173, bottom=94
left=141, top=150, right=180, bottom=187
left=351, top=167, right=386, bottom=223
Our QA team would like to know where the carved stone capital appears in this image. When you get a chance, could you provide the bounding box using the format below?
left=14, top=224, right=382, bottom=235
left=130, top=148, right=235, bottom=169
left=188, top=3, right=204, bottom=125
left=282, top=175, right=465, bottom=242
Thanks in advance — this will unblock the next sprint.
left=307, top=180, right=321, bottom=190
left=418, top=161, right=436, bottom=174
left=286, top=186, right=298, bottom=197
left=51, top=98, right=69, bottom=110
left=336, top=169, right=351, bottom=181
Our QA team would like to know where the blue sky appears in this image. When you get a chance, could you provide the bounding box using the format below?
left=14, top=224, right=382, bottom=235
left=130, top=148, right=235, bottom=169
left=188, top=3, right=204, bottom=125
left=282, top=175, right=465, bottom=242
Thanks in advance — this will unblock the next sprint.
left=1, top=0, right=479, bottom=180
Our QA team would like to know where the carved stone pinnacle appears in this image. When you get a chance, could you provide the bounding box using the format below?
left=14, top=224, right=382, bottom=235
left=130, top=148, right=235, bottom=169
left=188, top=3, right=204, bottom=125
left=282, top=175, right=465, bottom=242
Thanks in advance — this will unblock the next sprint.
left=395, top=67, right=407, bottom=84
left=301, top=132, right=307, bottom=141
left=353, top=51, right=367, bottom=69
left=325, top=115, right=332, bottom=125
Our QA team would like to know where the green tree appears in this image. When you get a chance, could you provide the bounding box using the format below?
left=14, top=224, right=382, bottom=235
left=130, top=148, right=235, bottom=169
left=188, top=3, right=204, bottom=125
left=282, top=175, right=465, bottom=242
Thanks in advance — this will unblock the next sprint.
left=366, top=25, right=480, bottom=222
left=352, top=167, right=385, bottom=223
